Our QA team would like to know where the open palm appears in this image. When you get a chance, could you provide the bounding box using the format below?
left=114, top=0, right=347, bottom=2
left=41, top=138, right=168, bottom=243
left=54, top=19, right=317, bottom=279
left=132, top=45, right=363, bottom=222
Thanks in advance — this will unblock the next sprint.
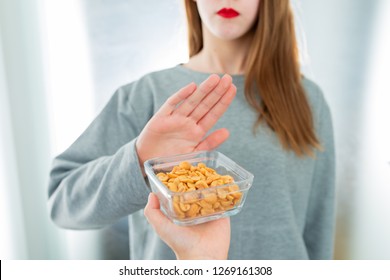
left=136, top=74, right=236, bottom=165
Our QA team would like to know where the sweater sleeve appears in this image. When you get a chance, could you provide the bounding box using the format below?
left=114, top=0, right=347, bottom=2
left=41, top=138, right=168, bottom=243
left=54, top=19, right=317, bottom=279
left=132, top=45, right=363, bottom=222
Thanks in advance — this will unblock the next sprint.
left=48, top=82, right=153, bottom=229
left=303, top=88, right=336, bottom=259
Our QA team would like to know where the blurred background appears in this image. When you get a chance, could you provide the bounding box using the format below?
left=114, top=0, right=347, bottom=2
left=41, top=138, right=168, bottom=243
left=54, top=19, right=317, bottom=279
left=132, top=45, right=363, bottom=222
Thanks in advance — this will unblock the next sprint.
left=0, top=0, right=389, bottom=259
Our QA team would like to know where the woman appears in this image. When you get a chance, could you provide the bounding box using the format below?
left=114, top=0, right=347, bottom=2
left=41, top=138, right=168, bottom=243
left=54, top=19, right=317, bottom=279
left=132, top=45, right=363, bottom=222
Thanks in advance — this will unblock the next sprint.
left=48, top=0, right=335, bottom=260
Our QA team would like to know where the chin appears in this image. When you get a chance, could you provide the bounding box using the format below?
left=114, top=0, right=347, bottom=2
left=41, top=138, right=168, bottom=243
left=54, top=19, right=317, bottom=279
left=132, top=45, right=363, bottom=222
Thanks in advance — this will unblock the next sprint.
left=206, top=23, right=251, bottom=42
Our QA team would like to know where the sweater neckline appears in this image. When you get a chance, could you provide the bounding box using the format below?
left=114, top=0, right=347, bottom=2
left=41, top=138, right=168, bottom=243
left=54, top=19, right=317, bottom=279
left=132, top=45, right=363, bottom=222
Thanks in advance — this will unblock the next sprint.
left=175, top=64, right=245, bottom=83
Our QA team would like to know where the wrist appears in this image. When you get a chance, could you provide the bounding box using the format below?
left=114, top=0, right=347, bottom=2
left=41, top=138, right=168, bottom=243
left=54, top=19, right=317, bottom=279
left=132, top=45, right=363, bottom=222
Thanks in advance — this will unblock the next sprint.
left=135, top=139, right=146, bottom=177
left=175, top=251, right=228, bottom=260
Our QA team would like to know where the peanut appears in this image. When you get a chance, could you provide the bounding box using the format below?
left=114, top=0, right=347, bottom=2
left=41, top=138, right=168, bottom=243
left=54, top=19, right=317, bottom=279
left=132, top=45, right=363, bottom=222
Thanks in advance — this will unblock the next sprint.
left=156, top=161, right=243, bottom=220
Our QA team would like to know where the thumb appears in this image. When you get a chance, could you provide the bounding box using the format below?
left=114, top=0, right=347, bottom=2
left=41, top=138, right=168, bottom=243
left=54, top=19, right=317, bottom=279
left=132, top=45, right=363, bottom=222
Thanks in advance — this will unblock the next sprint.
left=195, top=128, right=230, bottom=151
left=144, top=193, right=172, bottom=236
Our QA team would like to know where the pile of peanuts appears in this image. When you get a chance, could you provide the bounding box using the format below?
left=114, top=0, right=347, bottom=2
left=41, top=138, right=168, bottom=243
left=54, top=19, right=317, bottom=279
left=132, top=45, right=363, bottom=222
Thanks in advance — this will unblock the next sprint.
left=156, top=161, right=242, bottom=219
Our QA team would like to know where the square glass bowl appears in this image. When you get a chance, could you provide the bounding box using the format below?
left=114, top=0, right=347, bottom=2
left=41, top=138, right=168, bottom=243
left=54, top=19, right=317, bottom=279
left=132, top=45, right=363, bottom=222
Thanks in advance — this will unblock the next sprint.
left=144, top=150, right=254, bottom=226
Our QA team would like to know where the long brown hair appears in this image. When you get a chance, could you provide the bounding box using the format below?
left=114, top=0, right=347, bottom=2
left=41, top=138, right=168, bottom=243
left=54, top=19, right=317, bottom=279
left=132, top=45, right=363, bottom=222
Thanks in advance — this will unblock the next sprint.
left=184, top=0, right=321, bottom=156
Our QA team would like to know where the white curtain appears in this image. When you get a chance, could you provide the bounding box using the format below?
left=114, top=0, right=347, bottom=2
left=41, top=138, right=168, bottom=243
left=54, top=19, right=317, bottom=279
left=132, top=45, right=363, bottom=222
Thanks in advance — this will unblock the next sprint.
left=0, top=30, right=28, bottom=259
left=0, top=0, right=65, bottom=259
left=349, top=0, right=390, bottom=259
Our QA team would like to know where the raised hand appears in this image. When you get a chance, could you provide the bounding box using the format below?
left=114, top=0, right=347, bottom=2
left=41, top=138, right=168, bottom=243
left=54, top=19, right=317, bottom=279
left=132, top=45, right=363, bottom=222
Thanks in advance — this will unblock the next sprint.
left=136, top=74, right=236, bottom=166
left=144, top=193, right=231, bottom=260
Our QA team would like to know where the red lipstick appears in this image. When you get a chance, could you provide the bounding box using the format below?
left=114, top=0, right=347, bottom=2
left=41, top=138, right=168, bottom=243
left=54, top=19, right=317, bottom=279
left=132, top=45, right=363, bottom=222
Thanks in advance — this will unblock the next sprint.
left=217, top=8, right=239, bottom=19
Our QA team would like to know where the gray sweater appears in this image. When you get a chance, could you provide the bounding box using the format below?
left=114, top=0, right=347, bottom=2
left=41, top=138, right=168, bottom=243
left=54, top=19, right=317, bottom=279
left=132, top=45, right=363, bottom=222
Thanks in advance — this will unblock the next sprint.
left=48, top=65, right=335, bottom=259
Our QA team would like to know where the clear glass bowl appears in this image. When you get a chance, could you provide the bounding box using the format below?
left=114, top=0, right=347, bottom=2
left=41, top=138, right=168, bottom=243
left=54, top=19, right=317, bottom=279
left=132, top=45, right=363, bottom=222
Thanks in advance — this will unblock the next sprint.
left=144, top=150, right=254, bottom=226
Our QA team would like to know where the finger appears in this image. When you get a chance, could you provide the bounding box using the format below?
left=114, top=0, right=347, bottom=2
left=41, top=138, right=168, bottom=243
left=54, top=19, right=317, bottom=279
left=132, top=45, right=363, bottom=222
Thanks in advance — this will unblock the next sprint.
left=188, top=74, right=233, bottom=122
left=195, top=128, right=230, bottom=151
left=144, top=193, right=173, bottom=236
left=146, top=192, right=160, bottom=209
left=158, top=82, right=197, bottom=116
left=173, top=74, right=220, bottom=117
left=197, top=84, right=236, bottom=132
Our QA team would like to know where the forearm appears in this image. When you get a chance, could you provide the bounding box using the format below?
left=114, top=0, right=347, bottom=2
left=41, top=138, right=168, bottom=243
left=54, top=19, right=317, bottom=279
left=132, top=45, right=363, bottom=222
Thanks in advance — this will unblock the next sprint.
left=48, top=139, right=150, bottom=229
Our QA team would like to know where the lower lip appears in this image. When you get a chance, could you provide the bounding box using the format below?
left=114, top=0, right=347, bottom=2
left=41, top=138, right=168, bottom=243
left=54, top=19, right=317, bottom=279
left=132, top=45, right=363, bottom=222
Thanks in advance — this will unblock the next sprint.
left=217, top=10, right=239, bottom=19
